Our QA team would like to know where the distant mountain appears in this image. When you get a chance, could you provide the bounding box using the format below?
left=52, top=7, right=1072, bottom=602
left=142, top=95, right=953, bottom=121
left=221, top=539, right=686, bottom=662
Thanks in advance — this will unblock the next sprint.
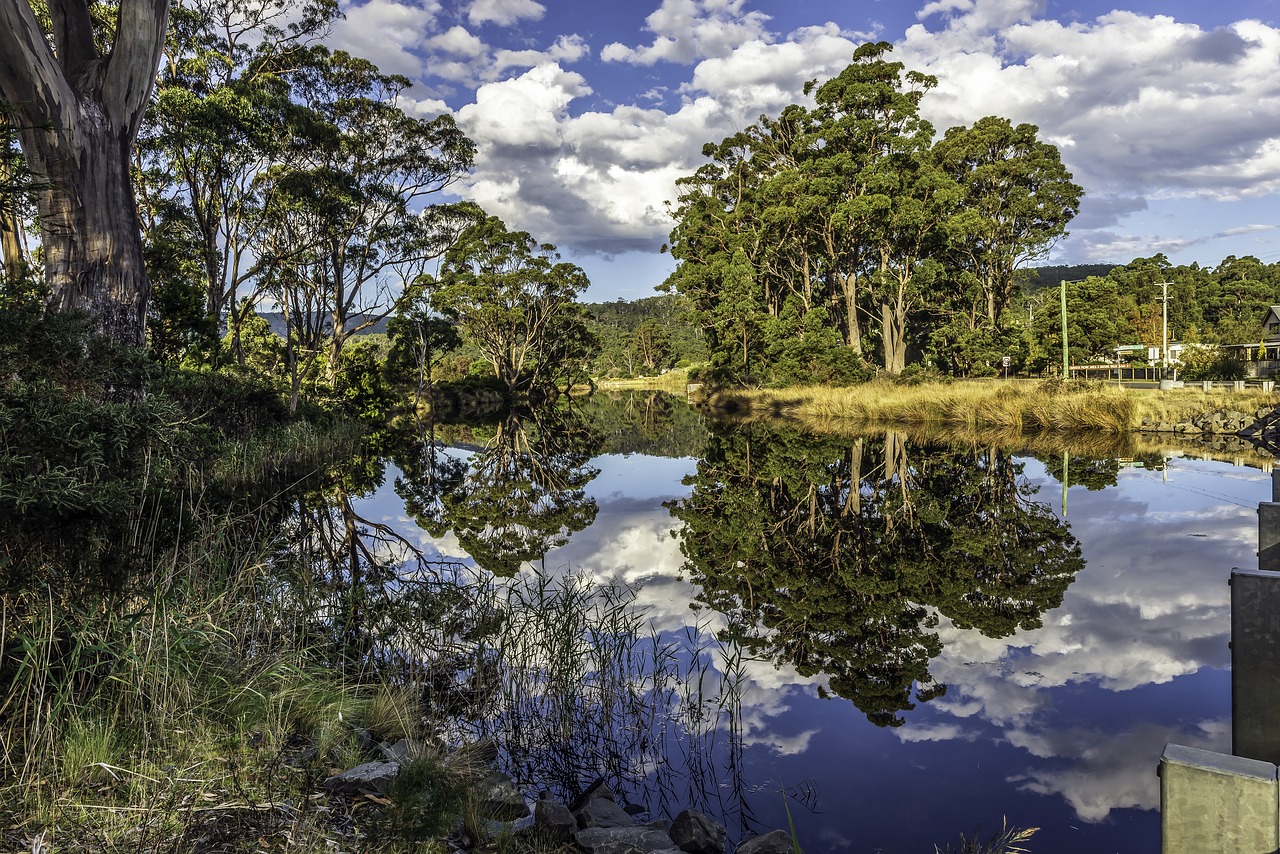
left=259, top=312, right=390, bottom=337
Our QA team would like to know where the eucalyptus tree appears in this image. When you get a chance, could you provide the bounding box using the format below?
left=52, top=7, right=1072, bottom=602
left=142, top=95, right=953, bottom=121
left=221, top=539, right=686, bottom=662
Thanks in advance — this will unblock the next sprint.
left=136, top=0, right=341, bottom=355
left=262, top=52, right=474, bottom=378
left=802, top=41, right=946, bottom=370
left=932, top=116, right=1082, bottom=331
left=430, top=216, right=595, bottom=395
left=0, top=0, right=169, bottom=347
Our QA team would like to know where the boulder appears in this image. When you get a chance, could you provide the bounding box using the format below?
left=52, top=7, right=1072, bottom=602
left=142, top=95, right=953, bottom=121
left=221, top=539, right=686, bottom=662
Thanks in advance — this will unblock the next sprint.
left=322, top=761, right=400, bottom=797
left=475, top=771, right=528, bottom=821
left=669, top=809, right=728, bottom=854
left=734, top=830, right=795, bottom=854
left=576, top=825, right=681, bottom=854
left=575, top=794, right=636, bottom=829
left=534, top=797, right=578, bottom=845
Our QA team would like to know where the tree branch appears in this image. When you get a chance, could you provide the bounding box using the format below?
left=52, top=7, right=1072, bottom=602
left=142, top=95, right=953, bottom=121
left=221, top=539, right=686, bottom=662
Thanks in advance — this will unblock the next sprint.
left=103, top=0, right=169, bottom=137
left=0, top=0, right=76, bottom=128
left=49, top=0, right=98, bottom=84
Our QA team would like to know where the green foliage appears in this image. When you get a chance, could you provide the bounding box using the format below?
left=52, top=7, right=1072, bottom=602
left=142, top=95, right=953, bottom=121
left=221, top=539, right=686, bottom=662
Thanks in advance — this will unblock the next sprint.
left=430, top=215, right=596, bottom=395
left=225, top=309, right=286, bottom=376
left=666, top=41, right=1081, bottom=382
left=334, top=337, right=396, bottom=420
left=1178, top=343, right=1247, bottom=381
left=669, top=422, right=1084, bottom=727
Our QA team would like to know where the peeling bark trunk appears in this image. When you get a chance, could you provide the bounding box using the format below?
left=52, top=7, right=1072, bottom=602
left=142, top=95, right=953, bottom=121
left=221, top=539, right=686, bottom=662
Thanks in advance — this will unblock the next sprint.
left=881, top=300, right=907, bottom=374
left=29, top=117, right=150, bottom=346
left=0, top=0, right=169, bottom=349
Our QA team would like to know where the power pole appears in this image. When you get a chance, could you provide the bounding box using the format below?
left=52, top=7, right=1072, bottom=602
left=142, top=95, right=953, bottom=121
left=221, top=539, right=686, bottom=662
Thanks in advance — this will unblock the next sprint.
left=1155, top=281, right=1172, bottom=380
left=1060, top=280, right=1069, bottom=379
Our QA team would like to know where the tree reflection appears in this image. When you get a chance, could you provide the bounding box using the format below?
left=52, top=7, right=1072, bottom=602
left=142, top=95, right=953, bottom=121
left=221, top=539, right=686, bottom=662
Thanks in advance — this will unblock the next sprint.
left=392, top=407, right=602, bottom=576
left=670, top=423, right=1084, bottom=726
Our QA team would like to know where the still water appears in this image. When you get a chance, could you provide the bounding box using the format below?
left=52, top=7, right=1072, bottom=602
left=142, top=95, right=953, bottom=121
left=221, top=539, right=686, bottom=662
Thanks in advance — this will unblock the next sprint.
left=357, top=393, right=1264, bottom=853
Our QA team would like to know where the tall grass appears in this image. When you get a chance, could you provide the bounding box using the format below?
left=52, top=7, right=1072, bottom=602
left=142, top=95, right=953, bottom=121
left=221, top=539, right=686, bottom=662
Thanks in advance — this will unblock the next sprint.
left=708, top=379, right=1279, bottom=437
left=0, top=422, right=425, bottom=850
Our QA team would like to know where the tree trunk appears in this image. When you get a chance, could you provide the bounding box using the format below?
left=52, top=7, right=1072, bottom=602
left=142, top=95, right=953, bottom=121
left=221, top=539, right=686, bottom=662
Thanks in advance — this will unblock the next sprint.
left=0, top=194, right=23, bottom=283
left=0, top=118, right=26, bottom=282
left=881, top=301, right=907, bottom=374
left=0, top=0, right=169, bottom=350
left=29, top=120, right=150, bottom=347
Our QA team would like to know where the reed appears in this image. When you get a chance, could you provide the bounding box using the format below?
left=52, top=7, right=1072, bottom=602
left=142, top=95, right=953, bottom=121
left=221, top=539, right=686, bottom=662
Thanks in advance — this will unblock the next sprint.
left=706, top=380, right=1277, bottom=436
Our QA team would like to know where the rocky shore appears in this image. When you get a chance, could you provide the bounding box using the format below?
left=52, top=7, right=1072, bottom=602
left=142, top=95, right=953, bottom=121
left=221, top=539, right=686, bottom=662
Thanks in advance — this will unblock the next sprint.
left=1137, top=404, right=1280, bottom=456
left=323, top=743, right=795, bottom=854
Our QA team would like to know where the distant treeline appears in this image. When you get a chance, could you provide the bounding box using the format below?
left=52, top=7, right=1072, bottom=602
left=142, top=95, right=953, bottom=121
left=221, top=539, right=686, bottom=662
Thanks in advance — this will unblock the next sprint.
left=584, top=254, right=1280, bottom=380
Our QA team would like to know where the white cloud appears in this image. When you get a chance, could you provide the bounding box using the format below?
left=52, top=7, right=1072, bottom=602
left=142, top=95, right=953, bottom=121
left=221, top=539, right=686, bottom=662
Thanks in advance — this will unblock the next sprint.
left=894, top=5, right=1280, bottom=261
left=331, top=0, right=441, bottom=78
left=467, top=0, right=545, bottom=26
left=602, top=0, right=773, bottom=65
left=426, top=25, right=486, bottom=58
left=453, top=24, right=868, bottom=257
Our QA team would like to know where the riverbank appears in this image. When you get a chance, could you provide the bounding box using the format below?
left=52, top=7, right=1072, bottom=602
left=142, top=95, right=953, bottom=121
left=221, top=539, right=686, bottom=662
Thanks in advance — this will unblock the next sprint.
left=702, top=379, right=1280, bottom=436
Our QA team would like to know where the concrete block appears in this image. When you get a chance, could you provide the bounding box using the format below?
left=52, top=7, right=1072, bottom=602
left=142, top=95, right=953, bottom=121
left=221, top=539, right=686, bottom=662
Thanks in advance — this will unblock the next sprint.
left=1160, top=743, right=1278, bottom=853
left=1258, top=505, right=1280, bottom=571
left=1232, top=569, right=1280, bottom=764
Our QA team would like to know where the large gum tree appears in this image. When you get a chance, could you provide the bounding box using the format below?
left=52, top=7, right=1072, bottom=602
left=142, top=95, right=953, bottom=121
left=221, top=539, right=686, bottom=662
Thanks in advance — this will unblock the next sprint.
left=0, top=0, right=168, bottom=347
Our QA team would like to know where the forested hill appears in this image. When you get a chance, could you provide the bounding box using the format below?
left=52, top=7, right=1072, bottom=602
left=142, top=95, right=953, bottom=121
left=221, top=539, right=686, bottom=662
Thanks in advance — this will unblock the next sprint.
left=584, top=294, right=708, bottom=379
left=1023, top=265, right=1120, bottom=294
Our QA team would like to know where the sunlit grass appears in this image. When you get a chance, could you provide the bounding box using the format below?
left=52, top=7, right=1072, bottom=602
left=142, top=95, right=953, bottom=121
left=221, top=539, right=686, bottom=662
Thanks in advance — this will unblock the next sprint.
left=706, top=379, right=1279, bottom=436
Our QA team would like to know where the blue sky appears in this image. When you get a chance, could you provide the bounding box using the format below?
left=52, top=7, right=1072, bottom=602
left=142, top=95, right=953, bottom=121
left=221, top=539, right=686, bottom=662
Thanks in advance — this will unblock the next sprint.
left=331, top=0, right=1280, bottom=300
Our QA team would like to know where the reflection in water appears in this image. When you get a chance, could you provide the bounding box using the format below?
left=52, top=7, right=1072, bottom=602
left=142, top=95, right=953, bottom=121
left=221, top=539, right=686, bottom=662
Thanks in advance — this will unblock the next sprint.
left=393, top=407, right=602, bottom=576
left=670, top=422, right=1086, bottom=726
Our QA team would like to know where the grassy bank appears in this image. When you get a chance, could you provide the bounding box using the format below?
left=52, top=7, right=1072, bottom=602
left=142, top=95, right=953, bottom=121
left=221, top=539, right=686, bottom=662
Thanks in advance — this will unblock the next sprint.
left=593, top=367, right=692, bottom=394
left=704, top=380, right=1280, bottom=436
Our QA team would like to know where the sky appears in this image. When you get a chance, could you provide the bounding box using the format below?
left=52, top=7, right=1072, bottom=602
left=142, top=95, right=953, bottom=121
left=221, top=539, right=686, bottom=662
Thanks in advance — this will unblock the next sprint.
left=329, top=0, right=1280, bottom=301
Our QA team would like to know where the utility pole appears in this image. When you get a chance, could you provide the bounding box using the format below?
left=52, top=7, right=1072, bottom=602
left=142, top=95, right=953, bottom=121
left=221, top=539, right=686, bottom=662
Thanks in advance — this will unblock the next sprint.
left=1156, top=281, right=1173, bottom=380
left=1060, top=281, right=1069, bottom=379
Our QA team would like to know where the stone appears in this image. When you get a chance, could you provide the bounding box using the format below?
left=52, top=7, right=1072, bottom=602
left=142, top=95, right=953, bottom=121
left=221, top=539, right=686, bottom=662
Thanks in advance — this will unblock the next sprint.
left=669, top=809, right=727, bottom=854
left=322, top=761, right=400, bottom=796
left=380, top=738, right=414, bottom=763
left=534, top=798, right=578, bottom=844
left=576, top=825, right=680, bottom=853
left=569, top=778, right=617, bottom=811
left=575, top=794, right=636, bottom=829
left=475, top=771, right=528, bottom=821
left=734, top=830, right=795, bottom=854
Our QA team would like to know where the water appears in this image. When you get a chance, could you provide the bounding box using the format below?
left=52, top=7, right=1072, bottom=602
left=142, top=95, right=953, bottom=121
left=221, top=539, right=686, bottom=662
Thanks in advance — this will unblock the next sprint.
left=355, top=393, right=1265, bottom=853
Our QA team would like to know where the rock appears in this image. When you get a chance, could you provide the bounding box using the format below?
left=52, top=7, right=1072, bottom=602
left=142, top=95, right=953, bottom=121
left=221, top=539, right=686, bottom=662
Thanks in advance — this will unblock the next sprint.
left=475, top=771, right=528, bottom=821
left=575, top=794, right=636, bottom=829
left=570, top=778, right=617, bottom=812
left=669, top=809, right=727, bottom=854
left=576, top=825, right=681, bottom=853
left=380, top=738, right=415, bottom=763
left=1156, top=422, right=1174, bottom=432
left=734, top=830, right=795, bottom=854
left=534, top=798, right=578, bottom=844
left=323, top=761, right=400, bottom=797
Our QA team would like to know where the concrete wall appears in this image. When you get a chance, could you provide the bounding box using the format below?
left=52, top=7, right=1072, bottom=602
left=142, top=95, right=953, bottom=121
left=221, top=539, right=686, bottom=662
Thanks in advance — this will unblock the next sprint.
left=1161, top=744, right=1279, bottom=853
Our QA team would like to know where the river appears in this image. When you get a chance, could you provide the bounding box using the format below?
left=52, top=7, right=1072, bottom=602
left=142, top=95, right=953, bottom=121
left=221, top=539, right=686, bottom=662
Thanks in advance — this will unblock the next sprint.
left=335, top=391, right=1265, bottom=853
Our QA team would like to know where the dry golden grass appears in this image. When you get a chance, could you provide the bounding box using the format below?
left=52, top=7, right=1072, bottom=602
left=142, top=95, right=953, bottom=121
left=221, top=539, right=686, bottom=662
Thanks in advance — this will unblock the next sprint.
left=706, top=379, right=1280, bottom=437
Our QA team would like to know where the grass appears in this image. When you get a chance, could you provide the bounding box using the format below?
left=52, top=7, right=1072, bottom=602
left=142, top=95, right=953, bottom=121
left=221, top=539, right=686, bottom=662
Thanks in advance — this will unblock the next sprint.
left=705, top=379, right=1280, bottom=437
left=594, top=367, right=694, bottom=393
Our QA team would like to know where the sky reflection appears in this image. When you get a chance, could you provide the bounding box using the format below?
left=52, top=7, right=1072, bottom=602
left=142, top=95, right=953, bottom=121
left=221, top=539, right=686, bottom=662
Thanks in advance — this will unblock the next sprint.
left=356, top=425, right=1267, bottom=853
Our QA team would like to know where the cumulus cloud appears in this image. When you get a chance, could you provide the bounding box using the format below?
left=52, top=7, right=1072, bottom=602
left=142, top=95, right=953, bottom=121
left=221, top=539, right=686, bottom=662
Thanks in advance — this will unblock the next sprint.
left=602, top=0, right=773, bottom=65
left=331, top=0, right=442, bottom=78
left=452, top=21, right=870, bottom=256
left=467, top=0, right=545, bottom=26
left=893, top=4, right=1280, bottom=261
